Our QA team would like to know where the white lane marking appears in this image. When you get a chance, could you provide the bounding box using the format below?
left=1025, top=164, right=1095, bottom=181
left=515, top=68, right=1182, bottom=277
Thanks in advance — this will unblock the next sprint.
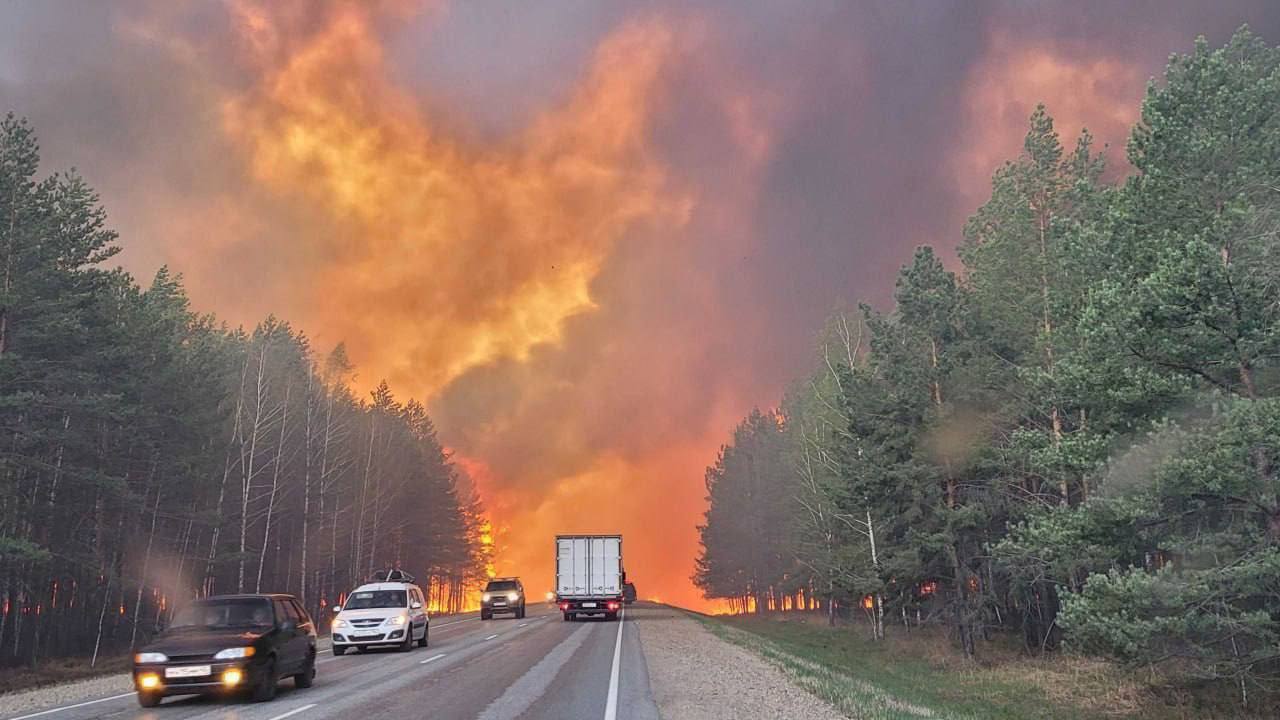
left=518, top=622, right=529, bottom=627
left=432, top=616, right=480, bottom=629
left=6, top=692, right=136, bottom=720
left=419, top=653, right=447, bottom=665
left=603, top=609, right=625, bottom=720
left=484, top=633, right=499, bottom=640
left=266, top=703, right=317, bottom=720
left=476, top=624, right=593, bottom=720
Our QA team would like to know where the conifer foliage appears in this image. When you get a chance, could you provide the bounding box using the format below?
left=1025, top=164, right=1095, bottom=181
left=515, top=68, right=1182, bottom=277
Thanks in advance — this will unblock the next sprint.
left=0, top=114, right=488, bottom=669
left=694, top=27, right=1280, bottom=699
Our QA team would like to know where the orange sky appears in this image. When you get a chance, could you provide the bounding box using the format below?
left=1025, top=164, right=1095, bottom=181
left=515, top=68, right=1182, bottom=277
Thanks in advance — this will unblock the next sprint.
left=169, top=1, right=1146, bottom=612
left=6, top=0, right=1252, bottom=613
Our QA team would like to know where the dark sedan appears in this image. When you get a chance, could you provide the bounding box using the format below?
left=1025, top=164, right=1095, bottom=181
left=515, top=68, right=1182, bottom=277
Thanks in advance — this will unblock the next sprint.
left=132, top=594, right=316, bottom=707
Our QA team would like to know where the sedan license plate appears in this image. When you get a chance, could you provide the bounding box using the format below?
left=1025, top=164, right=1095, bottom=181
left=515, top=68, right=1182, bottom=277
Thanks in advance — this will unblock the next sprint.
left=165, top=665, right=211, bottom=678
left=582, top=602, right=597, bottom=608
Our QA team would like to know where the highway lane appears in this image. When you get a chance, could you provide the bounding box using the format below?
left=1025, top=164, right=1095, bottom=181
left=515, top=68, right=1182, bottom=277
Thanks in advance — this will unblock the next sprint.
left=2, top=604, right=660, bottom=720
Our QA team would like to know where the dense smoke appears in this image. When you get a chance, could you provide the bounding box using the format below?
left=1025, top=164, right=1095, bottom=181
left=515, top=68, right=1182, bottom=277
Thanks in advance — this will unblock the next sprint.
left=3, top=0, right=1279, bottom=608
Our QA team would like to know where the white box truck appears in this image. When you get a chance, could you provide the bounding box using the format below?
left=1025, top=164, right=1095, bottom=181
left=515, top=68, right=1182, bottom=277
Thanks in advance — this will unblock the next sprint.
left=555, top=534, right=624, bottom=621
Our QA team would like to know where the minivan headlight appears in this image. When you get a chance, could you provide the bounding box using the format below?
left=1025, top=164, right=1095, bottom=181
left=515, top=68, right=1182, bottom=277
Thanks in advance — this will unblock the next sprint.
left=135, top=652, right=168, bottom=664
left=213, top=647, right=256, bottom=660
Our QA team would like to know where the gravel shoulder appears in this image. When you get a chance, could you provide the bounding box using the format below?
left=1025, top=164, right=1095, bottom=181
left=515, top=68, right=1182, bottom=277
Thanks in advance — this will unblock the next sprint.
left=0, top=637, right=333, bottom=718
left=633, top=604, right=846, bottom=720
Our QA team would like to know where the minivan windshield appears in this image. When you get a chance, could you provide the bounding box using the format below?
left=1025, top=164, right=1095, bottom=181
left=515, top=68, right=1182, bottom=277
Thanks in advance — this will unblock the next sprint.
left=170, top=598, right=273, bottom=631
left=485, top=581, right=518, bottom=592
left=343, top=590, right=407, bottom=609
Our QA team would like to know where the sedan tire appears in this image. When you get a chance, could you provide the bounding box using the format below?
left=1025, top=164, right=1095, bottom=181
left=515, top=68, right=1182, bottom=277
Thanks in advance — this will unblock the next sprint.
left=251, top=658, right=278, bottom=703
left=136, top=691, right=162, bottom=708
left=294, top=653, right=316, bottom=688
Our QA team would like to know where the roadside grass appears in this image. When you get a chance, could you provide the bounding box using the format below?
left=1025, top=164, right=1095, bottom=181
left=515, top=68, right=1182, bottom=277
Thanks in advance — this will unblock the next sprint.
left=695, top=612, right=1153, bottom=720
left=0, top=654, right=131, bottom=696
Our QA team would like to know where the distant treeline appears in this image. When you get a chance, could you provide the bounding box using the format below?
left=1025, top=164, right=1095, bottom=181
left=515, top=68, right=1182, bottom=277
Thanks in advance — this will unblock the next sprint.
left=0, top=115, right=490, bottom=669
left=695, top=28, right=1280, bottom=703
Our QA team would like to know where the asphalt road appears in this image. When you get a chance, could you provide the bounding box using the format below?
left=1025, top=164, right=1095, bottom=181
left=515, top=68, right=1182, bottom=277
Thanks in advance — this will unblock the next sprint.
left=3, top=604, right=660, bottom=720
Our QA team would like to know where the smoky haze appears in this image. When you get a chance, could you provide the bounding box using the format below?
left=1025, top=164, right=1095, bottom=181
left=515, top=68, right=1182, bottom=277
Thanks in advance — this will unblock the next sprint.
left=3, top=0, right=1279, bottom=609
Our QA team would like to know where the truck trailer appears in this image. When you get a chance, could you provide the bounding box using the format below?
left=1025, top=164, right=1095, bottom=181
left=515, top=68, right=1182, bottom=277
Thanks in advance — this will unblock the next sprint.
left=555, top=534, right=623, bottom=621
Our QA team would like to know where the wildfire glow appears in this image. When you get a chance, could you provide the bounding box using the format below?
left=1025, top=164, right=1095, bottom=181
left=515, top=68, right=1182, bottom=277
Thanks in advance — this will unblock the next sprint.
left=223, top=0, right=685, bottom=397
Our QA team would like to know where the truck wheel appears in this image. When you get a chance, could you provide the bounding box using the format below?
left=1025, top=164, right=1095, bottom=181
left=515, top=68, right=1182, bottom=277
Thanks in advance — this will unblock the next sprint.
left=606, top=611, right=618, bottom=621
left=517, top=606, right=525, bottom=619
left=563, top=611, right=573, bottom=621
left=481, top=610, right=491, bottom=621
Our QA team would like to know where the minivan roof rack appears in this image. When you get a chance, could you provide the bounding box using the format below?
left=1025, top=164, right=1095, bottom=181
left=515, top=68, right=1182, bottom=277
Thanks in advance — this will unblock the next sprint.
left=370, top=569, right=416, bottom=583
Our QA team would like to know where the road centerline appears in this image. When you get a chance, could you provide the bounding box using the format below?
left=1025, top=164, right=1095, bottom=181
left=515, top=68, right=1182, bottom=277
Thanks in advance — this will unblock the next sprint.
left=419, top=653, right=447, bottom=665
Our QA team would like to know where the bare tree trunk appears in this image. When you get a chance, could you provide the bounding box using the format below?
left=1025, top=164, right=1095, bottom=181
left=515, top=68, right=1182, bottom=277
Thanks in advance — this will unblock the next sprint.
left=256, top=380, right=291, bottom=593
left=130, top=477, right=161, bottom=647
left=239, top=343, right=270, bottom=593
left=300, top=369, right=316, bottom=606
left=90, top=573, right=113, bottom=668
left=355, top=415, right=376, bottom=580
left=206, top=355, right=249, bottom=594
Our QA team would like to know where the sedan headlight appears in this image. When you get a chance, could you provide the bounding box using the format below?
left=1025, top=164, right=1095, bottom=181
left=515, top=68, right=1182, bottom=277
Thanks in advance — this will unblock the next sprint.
left=507, top=592, right=519, bottom=601
left=386, top=614, right=407, bottom=626
left=332, top=618, right=349, bottom=629
left=213, top=647, right=256, bottom=660
left=135, top=652, right=168, bottom=664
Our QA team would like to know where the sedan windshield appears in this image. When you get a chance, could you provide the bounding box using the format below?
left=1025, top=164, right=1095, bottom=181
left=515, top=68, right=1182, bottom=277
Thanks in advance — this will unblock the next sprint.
left=170, top=599, right=273, bottom=630
left=344, top=590, right=406, bottom=609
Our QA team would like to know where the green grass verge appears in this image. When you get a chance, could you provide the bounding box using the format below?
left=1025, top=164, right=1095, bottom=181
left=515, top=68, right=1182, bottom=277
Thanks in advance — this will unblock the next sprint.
left=695, top=613, right=1123, bottom=720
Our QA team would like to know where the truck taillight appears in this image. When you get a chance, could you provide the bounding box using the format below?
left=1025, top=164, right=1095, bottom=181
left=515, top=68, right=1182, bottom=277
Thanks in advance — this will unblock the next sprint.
left=559, top=602, right=570, bottom=611
left=607, top=602, right=619, bottom=611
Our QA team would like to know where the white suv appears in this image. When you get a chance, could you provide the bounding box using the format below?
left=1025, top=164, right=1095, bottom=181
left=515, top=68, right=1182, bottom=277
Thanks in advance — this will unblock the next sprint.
left=330, top=582, right=429, bottom=656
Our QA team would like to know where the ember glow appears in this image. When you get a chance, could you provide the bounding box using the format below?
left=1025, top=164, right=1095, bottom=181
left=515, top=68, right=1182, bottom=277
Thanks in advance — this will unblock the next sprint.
left=6, top=0, right=1279, bottom=613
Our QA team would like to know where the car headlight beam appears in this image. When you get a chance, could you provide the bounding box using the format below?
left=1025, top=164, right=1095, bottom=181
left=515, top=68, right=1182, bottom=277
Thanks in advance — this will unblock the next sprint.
left=213, top=647, right=256, bottom=660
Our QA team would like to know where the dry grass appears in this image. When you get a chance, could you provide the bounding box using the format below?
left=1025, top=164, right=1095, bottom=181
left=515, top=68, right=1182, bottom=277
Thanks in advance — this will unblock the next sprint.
left=703, top=611, right=1273, bottom=720
left=0, top=654, right=130, bottom=695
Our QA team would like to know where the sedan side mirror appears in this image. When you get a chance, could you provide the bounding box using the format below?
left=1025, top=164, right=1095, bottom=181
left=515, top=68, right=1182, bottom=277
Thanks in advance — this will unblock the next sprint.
left=411, top=601, right=422, bottom=610
left=331, top=605, right=342, bottom=613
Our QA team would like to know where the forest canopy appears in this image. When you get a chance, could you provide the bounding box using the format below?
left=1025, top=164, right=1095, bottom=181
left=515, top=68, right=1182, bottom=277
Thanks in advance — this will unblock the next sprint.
left=695, top=26, right=1280, bottom=700
left=0, top=114, right=490, bottom=668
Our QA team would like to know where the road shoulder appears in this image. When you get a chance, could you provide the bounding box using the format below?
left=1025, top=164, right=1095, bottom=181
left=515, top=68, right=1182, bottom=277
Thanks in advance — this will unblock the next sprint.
left=632, top=604, right=845, bottom=720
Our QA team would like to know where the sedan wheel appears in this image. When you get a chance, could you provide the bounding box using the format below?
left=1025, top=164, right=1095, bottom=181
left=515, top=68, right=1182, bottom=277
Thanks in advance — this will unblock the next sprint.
left=136, top=691, right=162, bottom=708
left=294, top=653, right=316, bottom=688
left=251, top=658, right=278, bottom=702
left=417, top=626, right=429, bottom=648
